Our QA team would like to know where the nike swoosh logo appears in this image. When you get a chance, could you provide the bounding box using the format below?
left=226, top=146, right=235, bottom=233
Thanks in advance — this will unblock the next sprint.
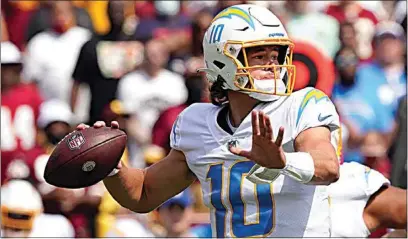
left=234, top=26, right=249, bottom=31
left=318, top=113, right=332, bottom=122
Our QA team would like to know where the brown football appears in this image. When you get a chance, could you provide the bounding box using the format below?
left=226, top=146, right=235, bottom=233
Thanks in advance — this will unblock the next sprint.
left=44, top=127, right=127, bottom=189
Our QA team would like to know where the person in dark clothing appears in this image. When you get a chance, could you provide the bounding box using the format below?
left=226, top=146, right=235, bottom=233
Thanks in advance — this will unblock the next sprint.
left=70, top=3, right=142, bottom=231
left=70, top=1, right=143, bottom=125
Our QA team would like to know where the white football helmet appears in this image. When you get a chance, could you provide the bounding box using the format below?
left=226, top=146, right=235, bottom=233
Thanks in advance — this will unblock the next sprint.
left=199, top=4, right=296, bottom=102
left=1, top=180, right=43, bottom=232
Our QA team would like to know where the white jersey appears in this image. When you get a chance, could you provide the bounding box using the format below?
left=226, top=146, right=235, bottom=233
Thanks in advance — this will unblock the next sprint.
left=170, top=87, right=341, bottom=237
left=329, top=162, right=390, bottom=238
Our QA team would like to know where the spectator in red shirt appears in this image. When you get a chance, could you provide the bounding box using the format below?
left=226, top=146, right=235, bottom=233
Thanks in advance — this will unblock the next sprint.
left=151, top=75, right=207, bottom=155
left=325, top=1, right=378, bottom=25
left=1, top=41, right=43, bottom=184
left=325, top=1, right=379, bottom=60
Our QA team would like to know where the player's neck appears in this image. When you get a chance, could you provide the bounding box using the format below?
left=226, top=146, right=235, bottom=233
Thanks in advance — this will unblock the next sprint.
left=227, top=91, right=259, bottom=128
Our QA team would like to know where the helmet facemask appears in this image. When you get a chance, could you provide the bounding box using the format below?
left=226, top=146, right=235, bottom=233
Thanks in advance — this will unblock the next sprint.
left=223, top=38, right=296, bottom=101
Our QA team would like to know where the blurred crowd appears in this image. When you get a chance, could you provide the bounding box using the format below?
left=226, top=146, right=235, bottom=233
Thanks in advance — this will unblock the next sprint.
left=1, top=0, right=406, bottom=238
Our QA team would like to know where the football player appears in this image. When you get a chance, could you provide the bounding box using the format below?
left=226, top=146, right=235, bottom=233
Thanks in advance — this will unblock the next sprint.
left=77, top=4, right=341, bottom=237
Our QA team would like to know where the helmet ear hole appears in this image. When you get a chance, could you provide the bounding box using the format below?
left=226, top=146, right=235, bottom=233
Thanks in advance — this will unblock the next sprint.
left=213, top=60, right=225, bottom=70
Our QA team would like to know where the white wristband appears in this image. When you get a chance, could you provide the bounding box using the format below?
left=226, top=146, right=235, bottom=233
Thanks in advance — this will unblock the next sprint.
left=245, top=152, right=315, bottom=184
left=280, top=152, right=315, bottom=184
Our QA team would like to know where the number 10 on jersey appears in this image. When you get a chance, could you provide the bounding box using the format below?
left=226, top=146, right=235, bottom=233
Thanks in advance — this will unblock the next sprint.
left=206, top=161, right=275, bottom=237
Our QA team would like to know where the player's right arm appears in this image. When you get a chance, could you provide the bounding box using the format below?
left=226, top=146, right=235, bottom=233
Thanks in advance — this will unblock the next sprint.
left=78, top=121, right=196, bottom=213
left=103, top=148, right=196, bottom=213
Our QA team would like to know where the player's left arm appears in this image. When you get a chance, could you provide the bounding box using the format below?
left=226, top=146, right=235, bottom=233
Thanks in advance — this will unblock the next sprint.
left=233, top=89, right=341, bottom=186
left=294, top=126, right=340, bottom=185
left=286, top=89, right=341, bottom=185
left=364, top=185, right=407, bottom=231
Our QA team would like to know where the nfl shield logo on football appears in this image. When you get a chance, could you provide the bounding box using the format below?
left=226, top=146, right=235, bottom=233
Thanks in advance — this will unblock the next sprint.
left=67, top=132, right=86, bottom=150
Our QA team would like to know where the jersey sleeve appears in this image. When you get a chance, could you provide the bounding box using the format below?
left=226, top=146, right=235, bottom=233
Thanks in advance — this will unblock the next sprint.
left=170, top=110, right=185, bottom=152
left=293, top=88, right=340, bottom=135
left=329, top=162, right=389, bottom=238
left=361, top=164, right=391, bottom=196
left=169, top=103, right=210, bottom=154
left=332, top=162, right=390, bottom=199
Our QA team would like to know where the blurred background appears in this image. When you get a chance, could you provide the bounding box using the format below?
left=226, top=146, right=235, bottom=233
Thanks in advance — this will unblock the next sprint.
left=1, top=0, right=406, bottom=238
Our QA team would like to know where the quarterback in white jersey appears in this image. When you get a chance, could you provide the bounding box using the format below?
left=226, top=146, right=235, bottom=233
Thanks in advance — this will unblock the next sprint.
left=169, top=87, right=340, bottom=237
left=77, top=4, right=341, bottom=238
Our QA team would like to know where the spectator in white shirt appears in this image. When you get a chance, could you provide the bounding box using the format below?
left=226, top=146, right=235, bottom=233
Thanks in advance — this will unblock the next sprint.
left=23, top=1, right=91, bottom=122
left=117, top=39, right=187, bottom=168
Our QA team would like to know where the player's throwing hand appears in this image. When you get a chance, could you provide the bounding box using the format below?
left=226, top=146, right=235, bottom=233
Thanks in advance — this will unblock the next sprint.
left=76, top=121, right=123, bottom=170
left=229, top=110, right=286, bottom=169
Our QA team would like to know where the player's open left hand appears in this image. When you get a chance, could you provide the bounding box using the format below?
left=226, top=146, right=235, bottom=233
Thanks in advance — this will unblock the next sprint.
left=229, top=111, right=287, bottom=169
